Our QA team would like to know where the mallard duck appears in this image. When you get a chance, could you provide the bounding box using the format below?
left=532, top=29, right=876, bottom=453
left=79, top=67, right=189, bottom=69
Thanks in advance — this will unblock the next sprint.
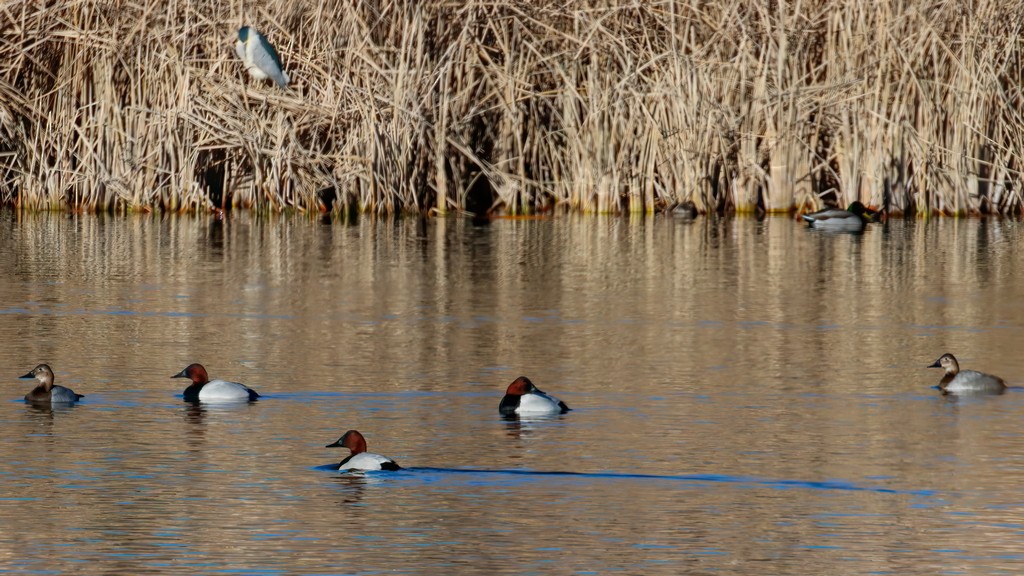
left=801, top=201, right=878, bottom=231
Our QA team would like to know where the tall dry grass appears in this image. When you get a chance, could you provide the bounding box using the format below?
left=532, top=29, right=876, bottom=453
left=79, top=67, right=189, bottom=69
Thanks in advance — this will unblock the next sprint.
left=1, top=0, right=1023, bottom=215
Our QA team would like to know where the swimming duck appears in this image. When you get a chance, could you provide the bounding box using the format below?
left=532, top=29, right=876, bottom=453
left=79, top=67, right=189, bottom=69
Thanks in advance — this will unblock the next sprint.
left=19, top=364, right=84, bottom=404
left=499, top=376, right=570, bottom=416
left=928, top=353, right=1006, bottom=393
left=171, top=363, right=260, bottom=402
left=670, top=200, right=699, bottom=219
left=801, top=201, right=878, bottom=231
left=326, top=430, right=401, bottom=471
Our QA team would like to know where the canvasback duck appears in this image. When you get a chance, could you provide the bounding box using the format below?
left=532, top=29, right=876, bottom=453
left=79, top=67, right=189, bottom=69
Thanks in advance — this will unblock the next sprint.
left=929, top=353, right=1006, bottom=393
left=801, top=201, right=879, bottom=231
left=19, top=364, right=84, bottom=404
left=326, top=430, right=401, bottom=471
left=171, top=363, right=260, bottom=402
left=499, top=376, right=570, bottom=416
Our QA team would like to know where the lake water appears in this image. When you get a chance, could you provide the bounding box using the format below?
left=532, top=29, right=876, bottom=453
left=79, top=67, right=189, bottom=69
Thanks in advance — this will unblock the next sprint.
left=1, top=210, right=1023, bottom=574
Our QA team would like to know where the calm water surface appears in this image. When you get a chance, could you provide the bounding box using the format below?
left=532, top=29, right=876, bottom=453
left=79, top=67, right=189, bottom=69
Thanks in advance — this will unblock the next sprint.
left=1, top=210, right=1023, bottom=574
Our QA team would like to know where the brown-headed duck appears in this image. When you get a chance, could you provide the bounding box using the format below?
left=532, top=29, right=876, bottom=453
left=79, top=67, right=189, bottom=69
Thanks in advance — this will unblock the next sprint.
left=19, top=364, right=83, bottom=404
left=171, top=363, right=259, bottom=403
left=499, top=376, right=570, bottom=416
left=326, top=430, right=401, bottom=471
left=928, top=353, right=1006, bottom=394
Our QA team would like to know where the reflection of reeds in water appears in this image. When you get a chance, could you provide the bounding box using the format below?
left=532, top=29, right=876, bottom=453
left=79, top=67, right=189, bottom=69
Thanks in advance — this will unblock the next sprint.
left=1, top=1, right=1023, bottom=216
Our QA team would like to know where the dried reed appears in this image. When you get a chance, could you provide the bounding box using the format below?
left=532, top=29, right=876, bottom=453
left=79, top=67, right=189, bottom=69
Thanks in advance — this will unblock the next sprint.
left=1, top=0, right=1023, bottom=216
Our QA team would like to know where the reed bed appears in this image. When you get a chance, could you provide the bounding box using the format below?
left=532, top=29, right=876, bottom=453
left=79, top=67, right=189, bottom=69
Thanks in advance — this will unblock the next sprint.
left=1, top=0, right=1023, bottom=215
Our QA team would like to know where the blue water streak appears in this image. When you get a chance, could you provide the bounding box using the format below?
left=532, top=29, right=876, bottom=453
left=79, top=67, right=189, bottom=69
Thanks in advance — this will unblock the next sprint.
left=325, top=466, right=933, bottom=496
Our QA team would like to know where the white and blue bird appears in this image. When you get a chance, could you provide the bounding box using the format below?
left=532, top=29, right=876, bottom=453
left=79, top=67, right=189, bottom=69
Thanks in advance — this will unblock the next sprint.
left=234, top=26, right=289, bottom=88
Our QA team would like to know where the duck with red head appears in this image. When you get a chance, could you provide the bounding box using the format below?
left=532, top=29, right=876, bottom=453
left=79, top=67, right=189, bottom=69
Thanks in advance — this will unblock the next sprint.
left=19, top=364, right=84, bottom=404
left=171, top=363, right=260, bottom=403
left=499, top=376, right=570, bottom=416
left=326, top=430, right=401, bottom=471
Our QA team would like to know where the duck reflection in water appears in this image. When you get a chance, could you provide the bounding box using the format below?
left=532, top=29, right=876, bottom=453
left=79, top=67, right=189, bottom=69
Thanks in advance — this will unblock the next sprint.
left=181, top=403, right=209, bottom=452
left=24, top=401, right=77, bottom=421
left=183, top=402, right=207, bottom=424
left=330, top=473, right=382, bottom=505
left=501, top=416, right=549, bottom=440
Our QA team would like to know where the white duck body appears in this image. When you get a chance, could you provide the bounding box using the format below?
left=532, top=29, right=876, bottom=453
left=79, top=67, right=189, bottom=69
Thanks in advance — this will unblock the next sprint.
left=198, top=380, right=258, bottom=402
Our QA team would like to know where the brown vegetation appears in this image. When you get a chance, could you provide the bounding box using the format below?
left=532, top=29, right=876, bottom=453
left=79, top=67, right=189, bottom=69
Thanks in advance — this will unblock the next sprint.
left=1, top=0, right=1023, bottom=215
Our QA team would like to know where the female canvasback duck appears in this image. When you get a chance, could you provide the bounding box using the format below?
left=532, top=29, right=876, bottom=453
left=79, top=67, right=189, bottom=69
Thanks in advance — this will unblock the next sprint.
left=801, top=201, right=879, bottom=231
left=326, top=430, right=401, bottom=471
left=499, top=376, right=570, bottom=416
left=171, top=363, right=260, bottom=402
left=19, top=364, right=84, bottom=404
left=928, top=353, right=1006, bottom=393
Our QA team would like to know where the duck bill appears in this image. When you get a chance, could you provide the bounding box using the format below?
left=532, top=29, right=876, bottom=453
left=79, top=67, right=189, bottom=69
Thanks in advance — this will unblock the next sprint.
left=325, top=441, right=342, bottom=448
left=927, top=360, right=941, bottom=368
left=18, top=372, right=33, bottom=379
left=170, top=369, right=188, bottom=379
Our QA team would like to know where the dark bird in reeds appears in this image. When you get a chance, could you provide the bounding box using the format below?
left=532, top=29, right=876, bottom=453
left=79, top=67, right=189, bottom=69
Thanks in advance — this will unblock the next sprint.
left=670, top=201, right=699, bottom=219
